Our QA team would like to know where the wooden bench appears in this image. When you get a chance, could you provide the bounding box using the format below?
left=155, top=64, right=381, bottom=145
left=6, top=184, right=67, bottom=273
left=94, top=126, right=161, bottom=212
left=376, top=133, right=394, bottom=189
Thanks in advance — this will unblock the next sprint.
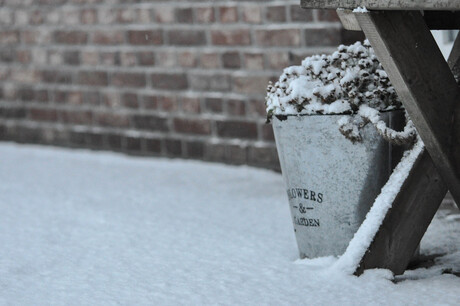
left=301, top=0, right=460, bottom=275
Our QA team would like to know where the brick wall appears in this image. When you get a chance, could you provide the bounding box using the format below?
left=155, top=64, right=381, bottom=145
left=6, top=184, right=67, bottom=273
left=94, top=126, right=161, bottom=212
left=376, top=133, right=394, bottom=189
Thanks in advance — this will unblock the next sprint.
left=0, top=0, right=361, bottom=170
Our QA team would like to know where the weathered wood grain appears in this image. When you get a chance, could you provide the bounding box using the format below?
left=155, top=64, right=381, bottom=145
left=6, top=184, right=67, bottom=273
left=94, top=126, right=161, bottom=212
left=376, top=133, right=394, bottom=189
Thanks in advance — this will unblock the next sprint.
left=337, top=10, right=460, bottom=31
left=301, top=0, right=460, bottom=10
left=355, top=10, right=460, bottom=206
left=447, top=33, right=460, bottom=81
left=354, top=149, right=447, bottom=275
left=423, top=11, right=460, bottom=29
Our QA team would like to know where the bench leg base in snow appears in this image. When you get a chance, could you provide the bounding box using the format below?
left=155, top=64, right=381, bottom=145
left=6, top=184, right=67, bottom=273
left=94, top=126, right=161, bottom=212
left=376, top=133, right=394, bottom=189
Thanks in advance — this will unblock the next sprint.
left=338, top=10, right=460, bottom=275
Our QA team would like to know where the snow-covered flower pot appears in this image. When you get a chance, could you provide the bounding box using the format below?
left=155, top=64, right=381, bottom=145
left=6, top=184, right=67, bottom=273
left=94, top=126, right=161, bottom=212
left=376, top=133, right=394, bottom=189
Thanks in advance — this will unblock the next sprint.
left=266, top=41, right=415, bottom=258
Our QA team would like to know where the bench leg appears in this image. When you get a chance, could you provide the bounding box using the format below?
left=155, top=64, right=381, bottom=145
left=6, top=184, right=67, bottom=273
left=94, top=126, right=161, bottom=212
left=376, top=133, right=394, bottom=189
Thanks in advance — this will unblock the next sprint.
left=348, top=10, right=460, bottom=275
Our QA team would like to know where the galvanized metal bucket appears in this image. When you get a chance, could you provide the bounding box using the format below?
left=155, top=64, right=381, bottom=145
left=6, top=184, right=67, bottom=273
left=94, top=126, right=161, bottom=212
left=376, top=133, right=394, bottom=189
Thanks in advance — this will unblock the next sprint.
left=272, top=111, right=404, bottom=258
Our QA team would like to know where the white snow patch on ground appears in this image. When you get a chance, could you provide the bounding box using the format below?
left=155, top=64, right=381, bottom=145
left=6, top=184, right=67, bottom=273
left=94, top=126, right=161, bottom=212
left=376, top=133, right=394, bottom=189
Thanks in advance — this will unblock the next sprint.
left=0, top=143, right=459, bottom=305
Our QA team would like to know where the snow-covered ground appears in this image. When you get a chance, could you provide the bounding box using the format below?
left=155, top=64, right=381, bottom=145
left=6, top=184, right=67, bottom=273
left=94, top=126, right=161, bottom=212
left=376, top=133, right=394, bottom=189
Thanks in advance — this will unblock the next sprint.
left=1, top=143, right=459, bottom=305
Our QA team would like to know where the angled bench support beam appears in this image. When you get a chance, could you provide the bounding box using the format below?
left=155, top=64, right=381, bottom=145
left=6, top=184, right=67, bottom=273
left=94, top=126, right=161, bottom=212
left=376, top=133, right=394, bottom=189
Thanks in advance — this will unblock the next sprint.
left=346, top=10, right=460, bottom=275
left=355, top=10, right=460, bottom=207
left=354, top=150, right=447, bottom=275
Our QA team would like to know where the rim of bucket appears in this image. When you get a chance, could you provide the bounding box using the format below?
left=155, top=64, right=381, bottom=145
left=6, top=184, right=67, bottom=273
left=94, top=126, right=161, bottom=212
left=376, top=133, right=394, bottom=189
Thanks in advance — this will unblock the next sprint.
left=273, top=107, right=404, bottom=121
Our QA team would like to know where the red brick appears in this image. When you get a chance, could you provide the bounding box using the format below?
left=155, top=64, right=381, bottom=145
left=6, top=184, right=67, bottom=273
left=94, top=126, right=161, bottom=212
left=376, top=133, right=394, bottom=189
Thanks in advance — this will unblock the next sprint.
left=222, top=52, right=241, bottom=69
left=233, top=75, right=270, bottom=94
left=227, top=99, right=246, bottom=116
left=175, top=8, right=193, bottom=23
left=189, top=73, right=230, bottom=92
left=116, top=8, right=135, bottom=23
left=87, top=132, right=104, bottom=149
left=211, top=29, right=251, bottom=45
left=200, top=52, right=220, bottom=69
left=132, top=114, right=169, bottom=132
left=158, top=96, right=178, bottom=112
left=155, top=51, right=176, bottom=67
left=21, top=30, right=52, bottom=45
left=290, top=5, right=314, bottom=22
left=266, top=51, right=289, bottom=69
left=289, top=51, right=314, bottom=66
left=185, top=141, right=205, bottom=158
left=304, top=28, right=341, bottom=46
left=29, top=108, right=57, bottom=122
left=151, top=73, right=188, bottom=90
left=0, top=31, right=19, bottom=44
left=59, top=110, right=93, bottom=125
left=241, top=5, right=262, bottom=24
left=247, top=99, right=267, bottom=117
left=0, top=107, right=26, bottom=119
left=219, top=6, right=238, bottom=23
left=248, top=146, right=279, bottom=169
left=98, top=8, right=117, bottom=24
left=204, top=98, right=223, bottom=113
left=94, top=112, right=129, bottom=127
left=141, top=95, right=158, bottom=109
left=204, top=143, right=226, bottom=162
left=137, top=51, right=155, bottom=66
left=120, top=52, right=137, bottom=66
left=81, top=51, right=99, bottom=65
left=262, top=124, right=275, bottom=141
left=127, top=30, right=163, bottom=45
left=121, top=92, right=139, bottom=108
left=154, top=6, right=174, bottom=23
left=177, top=51, right=197, bottom=68
left=167, top=30, right=206, bottom=46
left=63, top=51, right=80, bottom=65
left=0, top=49, right=14, bottom=62
left=123, top=136, right=142, bottom=152
left=29, top=10, right=44, bottom=25
left=45, top=10, right=60, bottom=24
left=133, top=8, right=148, bottom=23
left=144, top=138, right=162, bottom=154
left=53, top=90, right=82, bottom=104
left=244, top=53, right=264, bottom=70
left=62, top=10, right=80, bottom=25
left=83, top=91, right=100, bottom=105
left=255, top=29, right=300, bottom=46
left=106, top=133, right=122, bottom=150
left=81, top=9, right=97, bottom=24
left=78, top=71, right=108, bottom=86
left=316, top=9, right=340, bottom=22
left=42, top=70, right=73, bottom=84
left=54, top=31, right=88, bottom=44
left=100, top=52, right=119, bottom=66
left=33, top=89, right=49, bottom=103
left=266, top=6, right=286, bottom=22
left=180, top=97, right=201, bottom=113
left=93, top=31, right=124, bottom=45
left=174, top=118, right=210, bottom=135
left=216, top=120, right=258, bottom=139
left=195, top=7, right=214, bottom=23
left=17, top=87, right=34, bottom=101
left=16, top=50, right=31, bottom=63
left=10, top=68, right=41, bottom=83
left=112, top=72, right=146, bottom=88
left=165, top=139, right=182, bottom=156
left=100, top=91, right=121, bottom=107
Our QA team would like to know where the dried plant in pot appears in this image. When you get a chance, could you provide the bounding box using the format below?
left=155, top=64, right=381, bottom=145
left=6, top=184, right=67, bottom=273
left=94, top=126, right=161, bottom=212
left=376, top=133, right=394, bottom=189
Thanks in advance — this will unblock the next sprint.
left=265, top=41, right=417, bottom=259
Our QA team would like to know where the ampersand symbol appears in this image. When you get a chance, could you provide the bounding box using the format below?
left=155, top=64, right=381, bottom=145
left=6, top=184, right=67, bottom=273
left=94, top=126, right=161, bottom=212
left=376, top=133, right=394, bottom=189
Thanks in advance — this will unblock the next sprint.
left=299, top=203, right=307, bottom=214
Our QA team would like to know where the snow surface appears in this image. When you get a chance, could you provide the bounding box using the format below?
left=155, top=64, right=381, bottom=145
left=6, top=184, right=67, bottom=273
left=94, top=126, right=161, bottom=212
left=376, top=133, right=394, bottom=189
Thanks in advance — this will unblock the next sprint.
left=1, top=143, right=459, bottom=305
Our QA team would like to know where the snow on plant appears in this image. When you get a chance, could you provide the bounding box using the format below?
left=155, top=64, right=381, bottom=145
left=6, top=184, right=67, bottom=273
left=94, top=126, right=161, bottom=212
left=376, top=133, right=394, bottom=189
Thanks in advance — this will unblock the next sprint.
left=265, top=40, right=416, bottom=145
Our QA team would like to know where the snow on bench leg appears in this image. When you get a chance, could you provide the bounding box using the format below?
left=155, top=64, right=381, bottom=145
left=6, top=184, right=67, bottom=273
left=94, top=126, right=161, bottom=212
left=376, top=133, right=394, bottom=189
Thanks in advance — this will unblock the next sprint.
left=333, top=139, right=447, bottom=275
